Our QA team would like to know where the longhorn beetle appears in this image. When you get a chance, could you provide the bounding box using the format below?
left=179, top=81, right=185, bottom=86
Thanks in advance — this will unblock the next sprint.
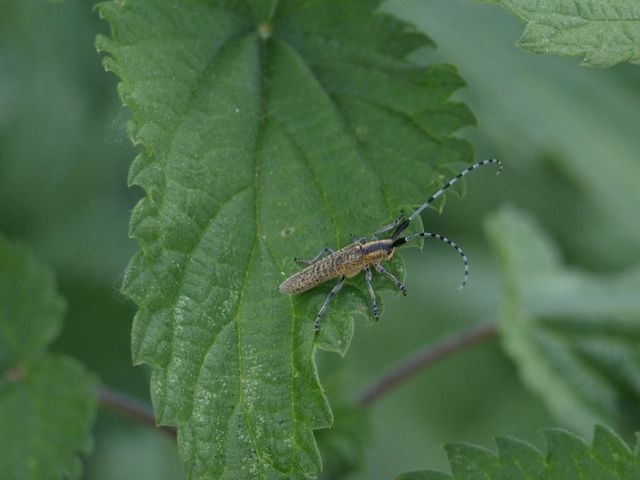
left=279, top=158, right=502, bottom=334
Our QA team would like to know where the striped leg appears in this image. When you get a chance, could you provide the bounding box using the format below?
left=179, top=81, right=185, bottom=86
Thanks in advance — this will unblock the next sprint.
left=314, top=276, right=346, bottom=334
left=295, top=246, right=334, bottom=265
left=364, top=266, right=379, bottom=321
left=374, top=263, right=407, bottom=295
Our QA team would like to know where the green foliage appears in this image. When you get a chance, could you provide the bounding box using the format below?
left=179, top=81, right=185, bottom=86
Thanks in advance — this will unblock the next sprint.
left=96, top=0, right=474, bottom=477
left=0, top=235, right=64, bottom=371
left=486, top=208, right=640, bottom=433
left=0, top=236, right=97, bottom=479
left=0, top=0, right=135, bottom=282
left=396, top=425, right=640, bottom=479
left=486, top=0, right=640, bottom=66
left=315, top=403, right=369, bottom=479
left=1, top=0, right=639, bottom=478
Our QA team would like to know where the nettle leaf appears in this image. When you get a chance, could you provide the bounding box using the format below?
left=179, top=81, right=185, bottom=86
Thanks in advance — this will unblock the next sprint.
left=315, top=403, right=369, bottom=479
left=485, top=0, right=640, bottom=67
left=396, top=425, right=640, bottom=479
left=0, top=235, right=64, bottom=371
left=0, top=355, right=97, bottom=480
left=485, top=207, right=640, bottom=432
left=0, top=235, right=97, bottom=479
left=96, top=1, right=474, bottom=477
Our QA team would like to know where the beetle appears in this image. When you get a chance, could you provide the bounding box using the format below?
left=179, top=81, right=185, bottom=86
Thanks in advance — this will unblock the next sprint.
left=279, top=158, right=502, bottom=334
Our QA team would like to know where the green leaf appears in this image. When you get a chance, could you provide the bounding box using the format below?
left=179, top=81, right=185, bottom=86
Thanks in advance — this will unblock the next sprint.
left=0, top=235, right=97, bottom=479
left=315, top=403, right=369, bottom=479
left=485, top=0, right=640, bottom=67
left=0, top=235, right=64, bottom=371
left=97, top=1, right=475, bottom=477
left=396, top=425, right=640, bottom=479
left=485, top=207, right=640, bottom=432
left=0, top=355, right=97, bottom=480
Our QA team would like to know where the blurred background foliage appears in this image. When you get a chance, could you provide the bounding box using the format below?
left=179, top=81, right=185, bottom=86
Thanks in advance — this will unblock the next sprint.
left=1, top=0, right=638, bottom=479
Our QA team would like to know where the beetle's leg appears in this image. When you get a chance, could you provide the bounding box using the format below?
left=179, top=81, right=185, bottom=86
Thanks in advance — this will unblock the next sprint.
left=364, top=266, right=379, bottom=321
left=373, top=211, right=405, bottom=239
left=374, top=263, right=407, bottom=296
left=350, top=234, right=367, bottom=244
left=314, top=276, right=346, bottom=334
left=295, top=247, right=335, bottom=265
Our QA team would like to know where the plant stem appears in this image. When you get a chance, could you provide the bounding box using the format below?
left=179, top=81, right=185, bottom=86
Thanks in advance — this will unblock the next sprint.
left=97, top=324, right=496, bottom=434
left=357, top=322, right=498, bottom=407
left=96, top=386, right=177, bottom=439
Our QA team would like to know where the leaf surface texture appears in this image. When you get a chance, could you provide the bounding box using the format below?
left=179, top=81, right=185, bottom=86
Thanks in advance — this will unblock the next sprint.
left=0, top=236, right=96, bottom=479
left=487, top=0, right=640, bottom=66
left=97, top=1, right=475, bottom=477
left=397, top=425, right=640, bottom=479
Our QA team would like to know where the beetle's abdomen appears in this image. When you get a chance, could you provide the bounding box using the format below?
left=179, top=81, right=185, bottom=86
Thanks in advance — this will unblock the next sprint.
left=279, top=245, right=364, bottom=294
left=279, top=266, right=326, bottom=294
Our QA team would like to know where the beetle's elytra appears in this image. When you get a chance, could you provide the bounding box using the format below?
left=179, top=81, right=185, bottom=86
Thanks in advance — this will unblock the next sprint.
left=279, top=158, right=502, bottom=334
left=279, top=239, right=395, bottom=295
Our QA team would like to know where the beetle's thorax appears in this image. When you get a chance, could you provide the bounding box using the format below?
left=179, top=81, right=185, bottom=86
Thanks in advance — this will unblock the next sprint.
left=360, top=239, right=395, bottom=263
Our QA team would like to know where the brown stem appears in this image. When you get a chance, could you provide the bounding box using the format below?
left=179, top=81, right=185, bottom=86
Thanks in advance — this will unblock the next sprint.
left=357, top=322, right=498, bottom=407
left=97, top=386, right=177, bottom=439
